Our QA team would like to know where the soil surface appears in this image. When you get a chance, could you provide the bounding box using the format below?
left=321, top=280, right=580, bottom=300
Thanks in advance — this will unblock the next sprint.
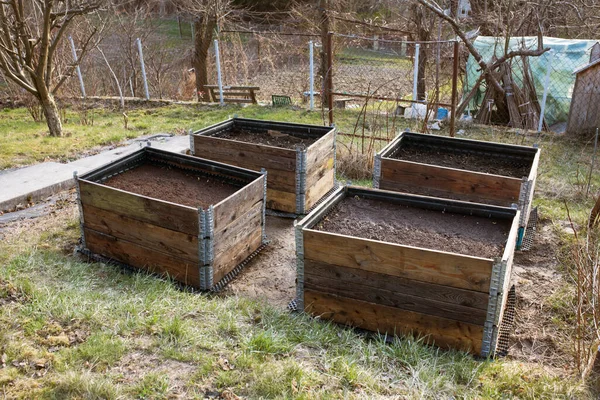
left=221, top=216, right=296, bottom=308
left=103, top=164, right=241, bottom=208
left=212, top=129, right=318, bottom=150
left=391, top=145, right=531, bottom=178
left=314, top=196, right=511, bottom=259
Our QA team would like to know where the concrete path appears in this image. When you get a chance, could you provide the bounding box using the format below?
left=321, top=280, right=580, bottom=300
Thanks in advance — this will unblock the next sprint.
left=0, top=134, right=190, bottom=212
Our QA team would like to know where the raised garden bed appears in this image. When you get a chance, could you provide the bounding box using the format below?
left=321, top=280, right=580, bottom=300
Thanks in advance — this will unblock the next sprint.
left=295, top=186, right=520, bottom=356
left=373, top=132, right=539, bottom=246
left=75, top=146, right=267, bottom=290
left=190, top=118, right=336, bottom=215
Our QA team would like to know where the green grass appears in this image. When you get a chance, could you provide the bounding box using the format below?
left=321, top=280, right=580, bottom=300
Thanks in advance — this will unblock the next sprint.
left=1, top=104, right=600, bottom=398
left=0, top=205, right=593, bottom=399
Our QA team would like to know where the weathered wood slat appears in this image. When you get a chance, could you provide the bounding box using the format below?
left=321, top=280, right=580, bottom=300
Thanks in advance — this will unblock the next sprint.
left=303, top=259, right=489, bottom=310
left=303, top=229, right=493, bottom=292
left=84, top=228, right=200, bottom=287
left=214, top=201, right=263, bottom=258
left=306, top=131, right=335, bottom=170
left=78, top=180, right=199, bottom=235
left=304, top=290, right=484, bottom=354
left=213, top=226, right=262, bottom=284
left=304, top=270, right=486, bottom=325
left=379, top=159, right=522, bottom=206
left=305, top=150, right=335, bottom=189
left=305, top=169, right=335, bottom=211
left=82, top=204, right=198, bottom=262
left=194, top=135, right=297, bottom=164
left=266, top=187, right=296, bottom=213
left=213, top=176, right=264, bottom=232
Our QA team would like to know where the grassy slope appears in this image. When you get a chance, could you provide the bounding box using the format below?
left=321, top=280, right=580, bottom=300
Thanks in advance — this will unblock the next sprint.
left=0, top=106, right=597, bottom=398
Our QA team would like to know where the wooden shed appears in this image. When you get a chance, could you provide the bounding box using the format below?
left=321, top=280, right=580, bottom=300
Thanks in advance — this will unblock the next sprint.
left=567, top=44, right=600, bottom=137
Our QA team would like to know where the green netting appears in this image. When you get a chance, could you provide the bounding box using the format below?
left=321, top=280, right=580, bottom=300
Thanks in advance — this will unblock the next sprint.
left=465, top=36, right=598, bottom=126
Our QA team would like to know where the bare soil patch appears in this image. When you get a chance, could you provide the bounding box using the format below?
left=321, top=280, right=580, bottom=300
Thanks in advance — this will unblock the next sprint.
left=222, top=216, right=296, bottom=308
left=392, top=145, right=531, bottom=178
left=103, top=164, right=240, bottom=208
left=314, top=196, right=511, bottom=259
left=213, top=129, right=318, bottom=149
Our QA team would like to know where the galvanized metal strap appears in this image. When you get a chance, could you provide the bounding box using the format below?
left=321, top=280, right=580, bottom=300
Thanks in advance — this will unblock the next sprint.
left=373, top=153, right=382, bottom=189
left=73, top=171, right=86, bottom=249
left=295, top=147, right=308, bottom=215
left=294, top=220, right=305, bottom=310
left=261, top=169, right=268, bottom=243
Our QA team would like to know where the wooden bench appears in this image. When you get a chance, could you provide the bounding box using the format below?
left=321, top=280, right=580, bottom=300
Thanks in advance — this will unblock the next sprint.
left=205, top=85, right=259, bottom=104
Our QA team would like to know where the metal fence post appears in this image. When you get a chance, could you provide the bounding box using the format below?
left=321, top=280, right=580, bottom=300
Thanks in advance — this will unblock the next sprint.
left=214, top=39, right=225, bottom=106
left=538, top=49, right=554, bottom=132
left=309, top=40, right=315, bottom=111
left=136, top=38, right=150, bottom=100
left=68, top=36, right=86, bottom=98
left=450, top=41, right=459, bottom=137
left=412, top=43, right=420, bottom=102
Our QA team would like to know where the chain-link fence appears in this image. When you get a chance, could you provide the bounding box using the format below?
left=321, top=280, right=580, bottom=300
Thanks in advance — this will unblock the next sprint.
left=332, top=34, right=456, bottom=105
left=464, top=36, right=600, bottom=136
left=217, top=31, right=320, bottom=104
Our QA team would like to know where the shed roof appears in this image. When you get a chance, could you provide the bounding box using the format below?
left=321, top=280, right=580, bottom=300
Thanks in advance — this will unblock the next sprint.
left=574, top=58, right=600, bottom=75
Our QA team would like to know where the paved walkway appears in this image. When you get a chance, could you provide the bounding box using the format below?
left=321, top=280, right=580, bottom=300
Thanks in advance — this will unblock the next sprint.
left=0, top=134, right=190, bottom=212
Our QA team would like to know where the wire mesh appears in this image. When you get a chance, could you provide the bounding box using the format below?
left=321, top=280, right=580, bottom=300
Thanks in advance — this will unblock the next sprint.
left=464, top=37, right=600, bottom=135
left=217, top=31, right=320, bottom=104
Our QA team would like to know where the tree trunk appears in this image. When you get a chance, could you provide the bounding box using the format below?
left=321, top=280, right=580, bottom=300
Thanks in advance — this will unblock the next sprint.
left=192, top=15, right=217, bottom=102
left=40, top=92, right=63, bottom=137
left=318, top=0, right=332, bottom=106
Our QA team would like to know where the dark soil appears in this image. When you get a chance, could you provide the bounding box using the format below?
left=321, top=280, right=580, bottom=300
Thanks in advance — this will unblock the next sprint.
left=103, top=164, right=240, bottom=208
left=212, top=128, right=318, bottom=149
left=314, top=196, right=511, bottom=259
left=391, top=145, right=531, bottom=178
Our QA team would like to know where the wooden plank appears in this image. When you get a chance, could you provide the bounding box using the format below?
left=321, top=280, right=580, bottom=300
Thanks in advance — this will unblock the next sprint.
left=84, top=228, right=200, bottom=287
left=303, top=229, right=493, bottom=292
left=306, top=130, right=335, bottom=173
left=213, top=225, right=262, bottom=285
left=213, top=176, right=264, bottom=232
left=304, top=290, right=484, bottom=354
left=78, top=180, right=199, bottom=235
left=303, top=259, right=489, bottom=310
left=305, top=150, right=335, bottom=189
left=82, top=204, right=198, bottom=263
left=379, top=158, right=522, bottom=206
left=266, top=187, right=296, bottom=213
left=214, top=201, right=262, bottom=257
left=305, top=168, right=335, bottom=211
left=193, top=135, right=297, bottom=171
left=304, top=267, right=486, bottom=325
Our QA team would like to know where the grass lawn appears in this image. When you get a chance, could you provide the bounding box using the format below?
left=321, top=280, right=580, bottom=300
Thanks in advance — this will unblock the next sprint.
left=1, top=103, right=599, bottom=398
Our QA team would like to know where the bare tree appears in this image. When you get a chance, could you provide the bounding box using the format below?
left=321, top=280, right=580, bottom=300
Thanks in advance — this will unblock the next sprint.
left=414, top=0, right=549, bottom=114
left=174, top=0, right=230, bottom=102
left=0, top=0, right=104, bottom=137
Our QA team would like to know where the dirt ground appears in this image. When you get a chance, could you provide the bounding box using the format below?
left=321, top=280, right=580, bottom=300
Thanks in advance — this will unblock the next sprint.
left=211, top=129, right=318, bottom=150
left=392, top=145, right=532, bottom=178
left=314, top=196, right=510, bottom=259
left=0, top=193, right=574, bottom=373
left=104, top=163, right=241, bottom=208
left=220, top=215, right=297, bottom=308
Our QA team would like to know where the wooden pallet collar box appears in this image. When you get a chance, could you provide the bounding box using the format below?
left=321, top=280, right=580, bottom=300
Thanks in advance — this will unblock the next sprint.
left=74, top=146, right=267, bottom=291
left=295, top=186, right=520, bottom=357
left=190, top=118, right=336, bottom=215
left=373, top=131, right=539, bottom=246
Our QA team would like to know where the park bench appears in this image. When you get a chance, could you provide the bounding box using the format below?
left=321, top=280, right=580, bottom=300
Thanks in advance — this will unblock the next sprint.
left=205, top=85, right=259, bottom=104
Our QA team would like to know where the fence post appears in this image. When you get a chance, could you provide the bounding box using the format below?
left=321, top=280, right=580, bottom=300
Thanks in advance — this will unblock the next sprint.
left=214, top=39, right=225, bottom=106
left=450, top=41, right=459, bottom=137
left=327, top=32, right=334, bottom=126
left=68, top=36, right=86, bottom=98
left=538, top=49, right=554, bottom=132
left=136, top=38, right=150, bottom=100
left=309, top=40, right=315, bottom=111
left=412, top=43, right=420, bottom=102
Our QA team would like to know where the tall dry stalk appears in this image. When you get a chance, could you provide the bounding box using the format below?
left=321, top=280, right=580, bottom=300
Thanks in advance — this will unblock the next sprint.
left=564, top=201, right=600, bottom=379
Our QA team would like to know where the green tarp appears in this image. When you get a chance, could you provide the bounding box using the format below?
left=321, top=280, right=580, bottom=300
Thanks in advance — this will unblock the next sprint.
left=465, top=36, right=598, bottom=126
